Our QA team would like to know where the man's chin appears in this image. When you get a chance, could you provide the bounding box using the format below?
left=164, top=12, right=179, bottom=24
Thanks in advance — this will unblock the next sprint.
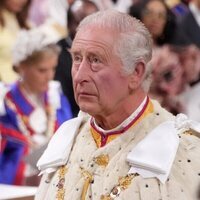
left=79, top=104, right=97, bottom=116
left=79, top=106, right=91, bottom=113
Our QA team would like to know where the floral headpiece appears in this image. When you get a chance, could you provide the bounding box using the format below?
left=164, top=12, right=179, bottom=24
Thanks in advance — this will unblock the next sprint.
left=12, top=29, right=52, bottom=66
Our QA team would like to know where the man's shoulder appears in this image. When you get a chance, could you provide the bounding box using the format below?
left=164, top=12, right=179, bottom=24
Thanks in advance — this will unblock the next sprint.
left=172, top=129, right=200, bottom=191
left=151, top=99, right=174, bottom=120
left=37, top=112, right=90, bottom=171
left=179, top=129, right=200, bottom=149
left=173, top=114, right=200, bottom=161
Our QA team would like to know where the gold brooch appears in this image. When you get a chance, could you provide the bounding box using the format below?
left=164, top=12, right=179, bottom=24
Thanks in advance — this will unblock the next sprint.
left=101, top=173, right=138, bottom=199
left=94, top=154, right=109, bottom=167
left=183, top=130, right=193, bottom=135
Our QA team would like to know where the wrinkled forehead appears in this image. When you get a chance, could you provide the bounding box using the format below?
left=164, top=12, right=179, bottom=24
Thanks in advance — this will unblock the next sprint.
left=72, top=25, right=119, bottom=52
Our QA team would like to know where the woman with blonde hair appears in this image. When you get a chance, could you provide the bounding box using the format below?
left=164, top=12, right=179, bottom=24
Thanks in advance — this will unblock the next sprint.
left=0, top=29, right=72, bottom=185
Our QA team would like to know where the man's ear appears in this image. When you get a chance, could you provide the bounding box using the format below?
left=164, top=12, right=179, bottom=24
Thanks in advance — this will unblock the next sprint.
left=128, top=62, right=145, bottom=90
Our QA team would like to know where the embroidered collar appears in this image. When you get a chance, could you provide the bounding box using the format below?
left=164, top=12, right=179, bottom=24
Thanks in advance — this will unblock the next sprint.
left=90, top=96, right=154, bottom=147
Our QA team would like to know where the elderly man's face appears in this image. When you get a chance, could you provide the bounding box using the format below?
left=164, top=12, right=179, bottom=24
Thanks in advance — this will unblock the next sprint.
left=71, top=26, right=130, bottom=117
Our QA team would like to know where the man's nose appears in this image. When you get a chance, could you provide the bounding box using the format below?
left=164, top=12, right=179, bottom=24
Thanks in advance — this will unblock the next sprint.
left=73, top=59, right=90, bottom=83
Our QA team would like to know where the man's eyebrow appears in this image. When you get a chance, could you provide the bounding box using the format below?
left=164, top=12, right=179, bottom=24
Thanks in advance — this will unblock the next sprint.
left=69, top=49, right=100, bottom=55
left=68, top=48, right=81, bottom=55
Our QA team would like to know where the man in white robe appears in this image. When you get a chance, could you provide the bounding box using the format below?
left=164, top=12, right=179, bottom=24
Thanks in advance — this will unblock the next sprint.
left=35, top=10, right=200, bottom=200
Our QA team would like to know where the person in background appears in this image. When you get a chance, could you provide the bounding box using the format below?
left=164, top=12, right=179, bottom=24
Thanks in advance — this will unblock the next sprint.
left=178, top=0, right=200, bottom=48
left=28, top=0, right=75, bottom=27
left=176, top=45, right=200, bottom=122
left=178, top=44, right=200, bottom=86
left=35, top=10, right=200, bottom=200
left=0, top=0, right=31, bottom=83
left=0, top=29, right=72, bottom=185
left=150, top=44, right=200, bottom=117
left=150, top=45, right=185, bottom=115
left=129, top=0, right=189, bottom=47
left=165, top=0, right=189, bottom=22
left=54, top=0, right=99, bottom=117
left=28, top=0, right=75, bottom=45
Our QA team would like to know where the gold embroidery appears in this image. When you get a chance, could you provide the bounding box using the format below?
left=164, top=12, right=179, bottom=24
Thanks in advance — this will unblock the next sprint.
left=100, top=195, right=113, bottom=200
left=56, top=166, right=67, bottom=200
left=101, top=173, right=138, bottom=200
left=94, top=154, right=109, bottom=167
left=81, top=168, right=93, bottom=200
left=183, top=130, right=193, bottom=135
left=118, top=173, right=136, bottom=189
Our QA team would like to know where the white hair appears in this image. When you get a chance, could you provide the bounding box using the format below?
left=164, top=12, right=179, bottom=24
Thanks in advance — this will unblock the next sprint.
left=76, top=10, right=153, bottom=91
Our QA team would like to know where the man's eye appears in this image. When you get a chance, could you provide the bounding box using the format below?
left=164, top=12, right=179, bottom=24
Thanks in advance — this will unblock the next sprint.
left=90, top=57, right=100, bottom=64
left=93, top=58, right=100, bottom=63
left=73, top=55, right=82, bottom=63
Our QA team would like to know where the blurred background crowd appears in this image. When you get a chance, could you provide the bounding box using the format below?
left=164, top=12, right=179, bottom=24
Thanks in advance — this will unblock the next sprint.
left=0, top=0, right=200, bottom=186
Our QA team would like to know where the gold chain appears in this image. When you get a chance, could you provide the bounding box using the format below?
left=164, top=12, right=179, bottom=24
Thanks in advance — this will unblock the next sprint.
left=101, top=173, right=138, bottom=200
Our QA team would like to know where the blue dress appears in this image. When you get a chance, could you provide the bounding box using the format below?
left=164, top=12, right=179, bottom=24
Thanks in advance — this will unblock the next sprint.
left=0, top=81, right=72, bottom=185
